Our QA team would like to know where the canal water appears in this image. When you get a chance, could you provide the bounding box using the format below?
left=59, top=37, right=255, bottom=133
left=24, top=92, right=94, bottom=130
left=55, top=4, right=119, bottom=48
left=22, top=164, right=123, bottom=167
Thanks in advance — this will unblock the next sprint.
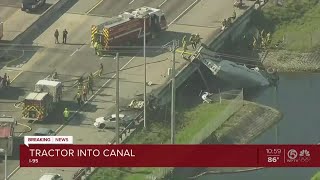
left=197, top=72, right=320, bottom=180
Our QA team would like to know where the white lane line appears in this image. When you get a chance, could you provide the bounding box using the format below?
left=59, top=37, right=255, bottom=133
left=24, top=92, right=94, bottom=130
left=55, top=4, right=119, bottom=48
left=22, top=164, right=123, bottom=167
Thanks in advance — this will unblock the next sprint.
left=8, top=0, right=200, bottom=178
left=100, top=56, right=103, bottom=60
left=54, top=55, right=136, bottom=134
left=86, top=0, right=104, bottom=14
left=168, top=0, right=199, bottom=26
left=129, top=0, right=135, bottom=4
left=158, top=0, right=167, bottom=7
left=70, top=48, right=79, bottom=56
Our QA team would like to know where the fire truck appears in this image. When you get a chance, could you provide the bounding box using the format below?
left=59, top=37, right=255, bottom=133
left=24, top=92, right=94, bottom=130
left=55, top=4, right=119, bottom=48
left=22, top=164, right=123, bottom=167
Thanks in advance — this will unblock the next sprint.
left=91, top=6, right=167, bottom=53
left=22, top=78, right=63, bottom=121
left=0, top=117, right=15, bottom=156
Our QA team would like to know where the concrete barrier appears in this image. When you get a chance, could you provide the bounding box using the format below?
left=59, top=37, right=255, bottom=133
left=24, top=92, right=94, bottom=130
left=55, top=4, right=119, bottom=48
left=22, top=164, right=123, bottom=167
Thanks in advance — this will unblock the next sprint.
left=13, top=0, right=70, bottom=43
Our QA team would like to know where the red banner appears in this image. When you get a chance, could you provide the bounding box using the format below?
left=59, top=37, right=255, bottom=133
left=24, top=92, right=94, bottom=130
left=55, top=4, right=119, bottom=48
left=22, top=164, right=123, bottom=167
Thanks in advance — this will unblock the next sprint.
left=20, top=145, right=320, bottom=167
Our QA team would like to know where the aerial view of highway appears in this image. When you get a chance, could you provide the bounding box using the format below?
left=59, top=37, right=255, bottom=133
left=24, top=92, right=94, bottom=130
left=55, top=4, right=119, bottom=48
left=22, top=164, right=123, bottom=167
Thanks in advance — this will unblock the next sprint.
left=0, top=0, right=320, bottom=179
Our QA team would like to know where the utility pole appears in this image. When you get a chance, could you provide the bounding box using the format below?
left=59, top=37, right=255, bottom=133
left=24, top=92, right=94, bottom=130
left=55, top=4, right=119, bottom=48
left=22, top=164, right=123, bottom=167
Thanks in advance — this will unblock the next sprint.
left=171, top=40, right=178, bottom=144
left=162, top=40, right=179, bottom=144
left=143, top=16, right=147, bottom=129
left=115, top=52, right=120, bottom=144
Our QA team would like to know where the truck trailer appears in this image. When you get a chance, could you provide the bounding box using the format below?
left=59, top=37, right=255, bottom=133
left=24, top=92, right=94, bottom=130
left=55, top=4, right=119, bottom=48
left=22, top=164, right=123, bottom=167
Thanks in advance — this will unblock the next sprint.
left=0, top=117, right=15, bottom=156
left=91, top=6, right=167, bottom=53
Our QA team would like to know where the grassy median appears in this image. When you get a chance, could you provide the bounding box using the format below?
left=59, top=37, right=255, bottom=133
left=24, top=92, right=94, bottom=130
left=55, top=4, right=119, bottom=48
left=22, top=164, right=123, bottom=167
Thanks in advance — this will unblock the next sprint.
left=255, top=0, right=320, bottom=52
left=89, top=101, right=229, bottom=180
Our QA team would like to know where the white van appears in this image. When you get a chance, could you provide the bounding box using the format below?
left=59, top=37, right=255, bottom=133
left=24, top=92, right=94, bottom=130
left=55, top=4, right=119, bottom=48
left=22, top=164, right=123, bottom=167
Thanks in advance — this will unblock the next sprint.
left=39, top=173, right=63, bottom=180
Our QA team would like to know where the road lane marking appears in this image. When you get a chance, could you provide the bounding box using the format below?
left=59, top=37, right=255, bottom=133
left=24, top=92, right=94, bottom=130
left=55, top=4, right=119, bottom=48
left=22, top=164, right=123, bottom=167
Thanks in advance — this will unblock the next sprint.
left=158, top=0, right=167, bottom=7
left=168, top=0, right=200, bottom=26
left=86, top=0, right=104, bottom=14
left=70, top=48, right=79, bottom=56
left=129, top=0, right=135, bottom=4
left=11, top=70, right=23, bottom=83
left=8, top=1, right=201, bottom=177
left=55, top=0, right=201, bottom=148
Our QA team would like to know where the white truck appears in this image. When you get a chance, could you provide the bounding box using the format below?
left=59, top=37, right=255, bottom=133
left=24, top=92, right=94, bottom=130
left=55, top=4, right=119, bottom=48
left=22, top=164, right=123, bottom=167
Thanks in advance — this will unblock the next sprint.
left=0, top=117, right=15, bottom=156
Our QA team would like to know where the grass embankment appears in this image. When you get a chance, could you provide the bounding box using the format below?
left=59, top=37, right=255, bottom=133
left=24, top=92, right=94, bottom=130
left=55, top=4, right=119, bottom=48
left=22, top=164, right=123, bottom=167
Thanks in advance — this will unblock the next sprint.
left=89, top=101, right=229, bottom=180
left=311, top=171, right=320, bottom=180
left=257, top=0, right=320, bottom=52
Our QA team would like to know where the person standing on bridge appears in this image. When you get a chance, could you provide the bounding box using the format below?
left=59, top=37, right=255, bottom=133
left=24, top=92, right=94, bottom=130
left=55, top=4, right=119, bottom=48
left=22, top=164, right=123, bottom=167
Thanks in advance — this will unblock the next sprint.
left=63, top=108, right=70, bottom=121
left=74, top=91, right=82, bottom=106
left=189, top=34, right=196, bottom=49
left=54, top=29, right=59, bottom=44
left=99, top=63, right=103, bottom=77
left=63, top=29, right=68, bottom=44
left=82, top=85, right=88, bottom=102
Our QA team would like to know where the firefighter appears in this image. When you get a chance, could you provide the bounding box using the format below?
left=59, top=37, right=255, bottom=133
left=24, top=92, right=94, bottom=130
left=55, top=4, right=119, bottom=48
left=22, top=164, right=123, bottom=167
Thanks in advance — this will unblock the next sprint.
left=266, top=32, right=271, bottom=44
left=99, top=63, right=103, bottom=77
left=181, top=40, right=188, bottom=58
left=88, top=74, right=94, bottom=94
left=74, top=91, right=82, bottom=106
left=2, top=73, right=7, bottom=88
left=62, top=29, right=68, bottom=44
left=6, top=76, right=10, bottom=87
left=195, top=34, right=201, bottom=47
left=54, top=29, right=59, bottom=44
left=82, top=85, right=88, bottom=101
left=189, top=34, right=196, bottom=49
left=232, top=10, right=236, bottom=20
left=182, top=35, right=188, bottom=46
left=94, top=42, right=103, bottom=56
left=253, top=37, right=257, bottom=49
left=63, top=108, right=69, bottom=121
left=222, top=19, right=227, bottom=30
left=52, top=72, right=58, bottom=79
left=77, top=76, right=84, bottom=89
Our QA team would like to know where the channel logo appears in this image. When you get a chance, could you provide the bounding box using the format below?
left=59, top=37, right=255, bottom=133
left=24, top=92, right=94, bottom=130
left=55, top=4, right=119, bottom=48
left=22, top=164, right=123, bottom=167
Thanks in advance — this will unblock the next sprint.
left=286, top=149, right=311, bottom=163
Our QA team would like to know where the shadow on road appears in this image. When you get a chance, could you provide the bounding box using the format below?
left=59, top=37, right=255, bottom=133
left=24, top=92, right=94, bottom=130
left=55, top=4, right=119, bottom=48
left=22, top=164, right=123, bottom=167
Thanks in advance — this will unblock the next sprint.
left=6, top=0, right=79, bottom=68
left=0, top=87, right=26, bottom=100
left=26, top=3, right=52, bottom=15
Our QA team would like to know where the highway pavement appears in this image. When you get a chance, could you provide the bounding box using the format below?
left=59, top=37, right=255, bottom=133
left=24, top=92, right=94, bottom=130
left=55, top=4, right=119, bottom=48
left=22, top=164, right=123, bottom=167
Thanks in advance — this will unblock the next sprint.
left=1, top=0, right=255, bottom=179
left=0, top=0, right=201, bottom=179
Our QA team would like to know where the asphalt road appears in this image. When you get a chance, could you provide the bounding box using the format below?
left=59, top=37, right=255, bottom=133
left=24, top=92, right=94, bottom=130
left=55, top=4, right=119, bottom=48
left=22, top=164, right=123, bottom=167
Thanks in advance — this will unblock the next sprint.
left=0, top=0, right=21, bottom=8
left=0, top=0, right=200, bottom=178
left=88, top=0, right=198, bottom=22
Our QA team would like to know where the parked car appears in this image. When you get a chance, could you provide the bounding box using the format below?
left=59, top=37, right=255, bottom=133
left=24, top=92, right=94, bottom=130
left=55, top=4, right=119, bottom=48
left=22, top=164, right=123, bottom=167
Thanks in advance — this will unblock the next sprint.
left=34, top=128, right=56, bottom=136
left=94, top=113, right=135, bottom=129
left=21, top=0, right=46, bottom=12
left=39, top=173, right=63, bottom=180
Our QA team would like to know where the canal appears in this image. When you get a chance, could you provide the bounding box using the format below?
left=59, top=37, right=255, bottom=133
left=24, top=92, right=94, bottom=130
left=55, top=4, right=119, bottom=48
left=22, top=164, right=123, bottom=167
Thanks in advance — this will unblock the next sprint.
left=197, top=72, right=320, bottom=179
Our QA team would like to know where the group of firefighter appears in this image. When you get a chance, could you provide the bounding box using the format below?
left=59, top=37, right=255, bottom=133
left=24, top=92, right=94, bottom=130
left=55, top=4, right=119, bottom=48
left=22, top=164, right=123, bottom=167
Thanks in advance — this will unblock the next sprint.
left=221, top=10, right=237, bottom=31
left=74, top=63, right=103, bottom=106
left=62, top=63, right=104, bottom=122
left=181, top=33, right=201, bottom=57
left=253, top=30, right=271, bottom=50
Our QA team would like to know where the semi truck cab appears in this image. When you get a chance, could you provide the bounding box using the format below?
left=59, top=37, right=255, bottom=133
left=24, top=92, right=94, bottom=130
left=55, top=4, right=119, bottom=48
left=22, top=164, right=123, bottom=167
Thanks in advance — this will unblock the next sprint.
left=21, top=0, right=46, bottom=12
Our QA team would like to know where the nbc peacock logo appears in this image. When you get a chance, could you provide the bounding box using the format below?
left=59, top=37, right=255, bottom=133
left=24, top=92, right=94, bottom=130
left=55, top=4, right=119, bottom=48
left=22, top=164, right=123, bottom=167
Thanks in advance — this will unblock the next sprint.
left=299, top=149, right=311, bottom=162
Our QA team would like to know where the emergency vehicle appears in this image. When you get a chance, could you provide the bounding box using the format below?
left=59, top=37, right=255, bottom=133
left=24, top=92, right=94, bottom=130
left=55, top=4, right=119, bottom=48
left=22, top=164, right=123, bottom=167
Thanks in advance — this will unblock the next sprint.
left=22, top=78, right=62, bottom=121
left=0, top=117, right=15, bottom=156
left=91, top=6, right=167, bottom=52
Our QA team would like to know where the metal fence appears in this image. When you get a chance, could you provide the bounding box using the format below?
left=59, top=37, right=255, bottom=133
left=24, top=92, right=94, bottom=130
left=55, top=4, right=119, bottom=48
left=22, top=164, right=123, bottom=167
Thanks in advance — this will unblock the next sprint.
left=147, top=89, right=244, bottom=180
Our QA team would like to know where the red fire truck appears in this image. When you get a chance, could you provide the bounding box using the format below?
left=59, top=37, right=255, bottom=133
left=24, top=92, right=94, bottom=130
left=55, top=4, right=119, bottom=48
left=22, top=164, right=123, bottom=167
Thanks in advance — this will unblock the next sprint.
left=91, top=6, right=167, bottom=52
